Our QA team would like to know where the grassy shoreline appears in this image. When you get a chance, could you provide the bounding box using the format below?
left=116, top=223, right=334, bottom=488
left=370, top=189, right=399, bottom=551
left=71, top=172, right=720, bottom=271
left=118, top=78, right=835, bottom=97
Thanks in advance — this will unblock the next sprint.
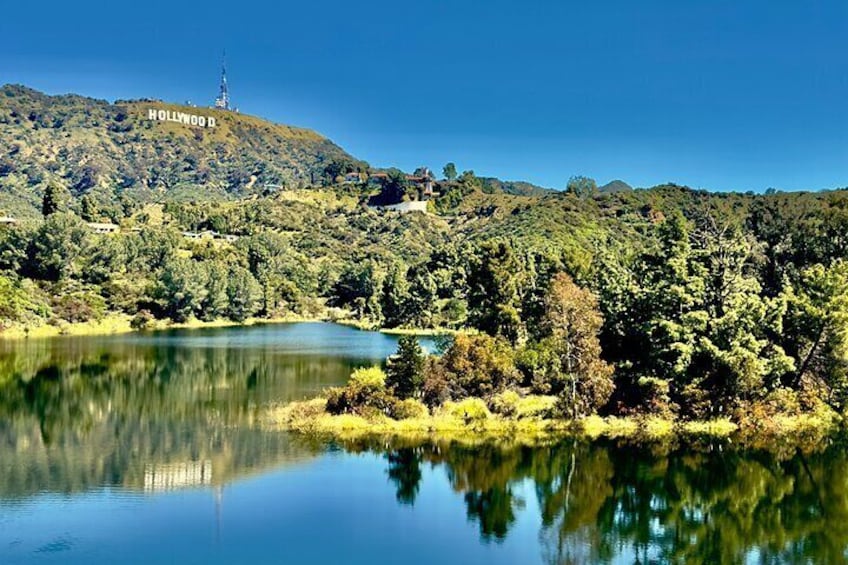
left=0, top=313, right=328, bottom=340
left=0, top=313, right=456, bottom=341
left=265, top=397, right=842, bottom=447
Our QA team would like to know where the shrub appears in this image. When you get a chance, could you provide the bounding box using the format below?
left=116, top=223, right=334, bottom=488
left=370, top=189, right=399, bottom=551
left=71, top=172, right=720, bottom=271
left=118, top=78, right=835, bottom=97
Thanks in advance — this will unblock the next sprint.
left=391, top=399, right=429, bottom=420
left=350, top=366, right=387, bottom=390
left=445, top=398, right=491, bottom=423
left=515, top=395, right=558, bottom=419
left=51, top=291, right=106, bottom=323
left=428, top=334, right=518, bottom=400
left=131, top=309, right=155, bottom=330
left=421, top=358, right=451, bottom=408
left=489, top=390, right=520, bottom=417
left=635, top=377, right=677, bottom=418
left=325, top=367, right=398, bottom=417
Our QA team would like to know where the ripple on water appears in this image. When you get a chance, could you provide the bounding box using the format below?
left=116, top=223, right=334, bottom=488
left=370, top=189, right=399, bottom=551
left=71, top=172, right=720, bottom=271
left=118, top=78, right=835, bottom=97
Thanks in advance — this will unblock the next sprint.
left=35, top=535, right=75, bottom=554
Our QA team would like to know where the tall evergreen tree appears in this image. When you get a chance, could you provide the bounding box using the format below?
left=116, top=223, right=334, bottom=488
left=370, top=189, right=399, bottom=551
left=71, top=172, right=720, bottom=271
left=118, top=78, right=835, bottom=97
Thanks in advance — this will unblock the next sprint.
left=386, top=336, right=425, bottom=400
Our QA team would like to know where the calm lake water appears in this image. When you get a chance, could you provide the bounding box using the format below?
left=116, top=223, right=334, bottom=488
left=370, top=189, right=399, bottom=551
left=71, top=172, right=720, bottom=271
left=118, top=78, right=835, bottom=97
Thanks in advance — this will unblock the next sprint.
left=1, top=322, right=847, bottom=564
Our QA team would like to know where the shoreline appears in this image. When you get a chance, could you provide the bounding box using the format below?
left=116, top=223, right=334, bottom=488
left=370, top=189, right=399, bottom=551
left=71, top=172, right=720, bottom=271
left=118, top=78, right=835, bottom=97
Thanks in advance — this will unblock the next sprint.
left=0, top=313, right=456, bottom=341
left=0, top=313, right=330, bottom=340
left=266, top=397, right=841, bottom=448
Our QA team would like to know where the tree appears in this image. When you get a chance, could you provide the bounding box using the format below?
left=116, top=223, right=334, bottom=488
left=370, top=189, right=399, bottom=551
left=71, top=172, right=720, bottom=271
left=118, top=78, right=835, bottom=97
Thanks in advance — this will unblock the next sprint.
left=79, top=194, right=99, bottom=222
left=378, top=169, right=411, bottom=204
left=200, top=262, right=228, bottom=321
left=381, top=264, right=410, bottom=328
left=386, top=336, right=426, bottom=400
left=539, top=273, right=614, bottom=416
left=782, top=261, right=848, bottom=407
left=406, top=265, right=437, bottom=328
left=467, top=241, right=526, bottom=343
left=443, top=163, right=457, bottom=181
left=226, top=265, right=261, bottom=322
left=25, top=213, right=90, bottom=281
left=330, top=261, right=381, bottom=320
left=427, top=334, right=518, bottom=399
left=566, top=176, right=598, bottom=198
left=156, top=257, right=208, bottom=322
left=42, top=182, right=69, bottom=217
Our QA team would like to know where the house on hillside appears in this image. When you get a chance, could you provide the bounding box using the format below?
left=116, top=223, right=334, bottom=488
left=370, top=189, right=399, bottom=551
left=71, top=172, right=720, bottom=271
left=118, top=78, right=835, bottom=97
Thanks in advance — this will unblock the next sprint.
left=406, top=169, right=437, bottom=199
left=87, top=222, right=119, bottom=234
left=368, top=168, right=439, bottom=199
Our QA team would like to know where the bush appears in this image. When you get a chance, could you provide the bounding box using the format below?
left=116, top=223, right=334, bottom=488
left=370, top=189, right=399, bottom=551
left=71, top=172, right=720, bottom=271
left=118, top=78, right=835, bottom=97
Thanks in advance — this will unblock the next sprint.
left=391, top=399, right=429, bottom=420
left=51, top=291, right=106, bottom=323
left=445, top=398, right=491, bottom=423
left=515, top=395, right=558, bottom=419
left=635, top=377, right=677, bottom=418
left=421, top=358, right=450, bottom=407
left=325, top=367, right=397, bottom=417
left=130, top=310, right=155, bottom=331
left=489, top=390, right=520, bottom=417
left=349, top=366, right=387, bottom=390
left=429, top=334, right=518, bottom=400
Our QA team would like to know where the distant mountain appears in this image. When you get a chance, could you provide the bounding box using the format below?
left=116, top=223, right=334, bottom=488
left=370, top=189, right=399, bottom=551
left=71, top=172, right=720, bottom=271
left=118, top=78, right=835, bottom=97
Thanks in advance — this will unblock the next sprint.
left=479, top=177, right=552, bottom=197
left=599, top=179, right=633, bottom=194
left=0, top=85, right=354, bottom=216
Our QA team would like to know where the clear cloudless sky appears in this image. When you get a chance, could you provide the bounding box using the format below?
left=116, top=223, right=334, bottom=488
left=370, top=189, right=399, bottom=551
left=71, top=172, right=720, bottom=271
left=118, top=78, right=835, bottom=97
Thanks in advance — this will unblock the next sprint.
left=2, top=0, right=847, bottom=191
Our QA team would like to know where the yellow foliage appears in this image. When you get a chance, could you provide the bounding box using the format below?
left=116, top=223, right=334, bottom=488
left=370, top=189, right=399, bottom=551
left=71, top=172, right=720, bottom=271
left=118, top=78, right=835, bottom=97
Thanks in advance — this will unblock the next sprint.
left=349, top=366, right=386, bottom=389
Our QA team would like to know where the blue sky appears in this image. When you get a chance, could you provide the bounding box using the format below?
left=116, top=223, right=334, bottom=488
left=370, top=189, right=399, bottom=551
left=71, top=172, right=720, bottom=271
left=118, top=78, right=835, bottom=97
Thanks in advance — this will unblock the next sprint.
left=2, top=0, right=847, bottom=191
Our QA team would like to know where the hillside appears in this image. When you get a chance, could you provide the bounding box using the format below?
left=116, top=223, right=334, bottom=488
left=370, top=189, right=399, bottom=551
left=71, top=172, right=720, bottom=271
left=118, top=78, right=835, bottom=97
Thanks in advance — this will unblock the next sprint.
left=0, top=85, right=355, bottom=217
left=599, top=179, right=632, bottom=193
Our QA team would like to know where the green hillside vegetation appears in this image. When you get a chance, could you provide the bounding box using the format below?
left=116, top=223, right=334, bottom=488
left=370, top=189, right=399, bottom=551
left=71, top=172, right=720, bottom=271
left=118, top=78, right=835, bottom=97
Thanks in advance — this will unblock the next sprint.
left=0, top=84, right=355, bottom=218
left=598, top=179, right=633, bottom=193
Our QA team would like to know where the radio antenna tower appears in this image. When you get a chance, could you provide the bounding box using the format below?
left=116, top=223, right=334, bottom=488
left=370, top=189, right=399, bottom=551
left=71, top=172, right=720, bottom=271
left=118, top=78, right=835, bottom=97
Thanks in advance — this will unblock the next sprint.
left=214, top=50, right=231, bottom=111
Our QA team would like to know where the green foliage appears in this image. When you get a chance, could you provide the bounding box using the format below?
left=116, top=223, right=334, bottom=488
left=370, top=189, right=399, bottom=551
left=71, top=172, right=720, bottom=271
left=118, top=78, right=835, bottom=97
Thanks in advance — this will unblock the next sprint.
left=445, top=398, right=491, bottom=422
left=225, top=265, right=261, bottom=322
left=155, top=256, right=208, bottom=322
left=427, top=334, right=518, bottom=400
left=0, top=275, right=45, bottom=328
left=385, top=336, right=426, bottom=400
left=566, top=175, right=598, bottom=197
left=350, top=366, right=387, bottom=390
left=42, top=182, right=71, bottom=217
left=467, top=241, right=526, bottom=343
left=51, top=291, right=106, bottom=323
left=782, top=261, right=848, bottom=408
left=25, top=212, right=90, bottom=281
left=442, top=162, right=457, bottom=181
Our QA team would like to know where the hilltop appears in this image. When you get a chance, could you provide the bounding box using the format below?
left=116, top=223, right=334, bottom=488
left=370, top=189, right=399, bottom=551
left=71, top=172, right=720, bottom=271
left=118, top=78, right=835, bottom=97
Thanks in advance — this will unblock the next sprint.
left=0, top=85, right=355, bottom=217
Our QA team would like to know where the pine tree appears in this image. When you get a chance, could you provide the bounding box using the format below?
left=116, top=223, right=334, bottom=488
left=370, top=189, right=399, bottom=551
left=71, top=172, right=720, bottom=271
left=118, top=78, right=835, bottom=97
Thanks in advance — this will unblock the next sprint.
left=386, top=336, right=425, bottom=400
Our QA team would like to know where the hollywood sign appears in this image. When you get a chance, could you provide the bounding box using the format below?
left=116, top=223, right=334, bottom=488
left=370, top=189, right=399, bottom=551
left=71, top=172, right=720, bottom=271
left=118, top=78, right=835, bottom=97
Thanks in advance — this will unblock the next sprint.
left=147, top=108, right=217, bottom=128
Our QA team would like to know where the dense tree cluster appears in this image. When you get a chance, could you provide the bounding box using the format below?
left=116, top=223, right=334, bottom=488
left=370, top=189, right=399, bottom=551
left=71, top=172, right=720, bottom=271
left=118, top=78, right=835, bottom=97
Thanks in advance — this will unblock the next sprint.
left=4, top=178, right=848, bottom=421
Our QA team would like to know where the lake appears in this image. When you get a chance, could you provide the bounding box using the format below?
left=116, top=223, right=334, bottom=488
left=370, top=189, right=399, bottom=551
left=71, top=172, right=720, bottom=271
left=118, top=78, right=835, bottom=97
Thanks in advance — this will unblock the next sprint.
left=1, top=322, right=847, bottom=564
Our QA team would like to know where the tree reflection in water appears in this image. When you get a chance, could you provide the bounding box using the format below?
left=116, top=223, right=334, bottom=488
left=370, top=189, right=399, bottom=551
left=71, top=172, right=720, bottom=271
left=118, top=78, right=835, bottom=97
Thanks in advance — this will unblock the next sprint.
left=0, top=335, right=359, bottom=500
left=375, top=439, right=848, bottom=564
left=2, top=332, right=848, bottom=562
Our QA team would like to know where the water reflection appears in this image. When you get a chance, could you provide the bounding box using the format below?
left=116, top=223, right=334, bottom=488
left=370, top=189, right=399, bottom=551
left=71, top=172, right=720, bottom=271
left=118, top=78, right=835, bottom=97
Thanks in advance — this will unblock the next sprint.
left=1, top=324, right=847, bottom=563
left=363, top=440, right=848, bottom=563
left=0, top=323, right=405, bottom=500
